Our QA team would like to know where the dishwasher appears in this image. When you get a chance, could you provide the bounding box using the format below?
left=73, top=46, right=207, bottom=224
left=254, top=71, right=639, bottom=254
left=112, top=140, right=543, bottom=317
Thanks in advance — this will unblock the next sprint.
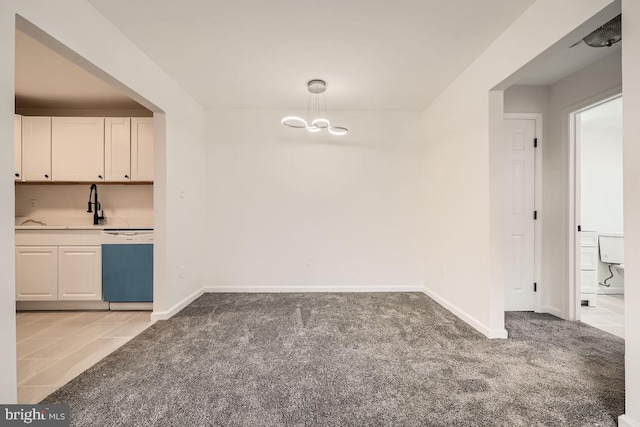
left=102, top=229, right=154, bottom=305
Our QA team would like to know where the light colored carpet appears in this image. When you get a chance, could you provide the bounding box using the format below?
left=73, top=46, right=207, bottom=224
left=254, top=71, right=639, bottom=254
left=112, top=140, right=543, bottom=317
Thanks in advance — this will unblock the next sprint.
left=43, top=293, right=624, bottom=426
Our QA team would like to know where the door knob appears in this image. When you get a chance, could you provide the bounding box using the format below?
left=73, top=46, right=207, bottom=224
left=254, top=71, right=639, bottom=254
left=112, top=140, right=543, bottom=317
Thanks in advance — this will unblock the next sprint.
left=44, top=174, right=49, bottom=179
left=15, top=173, right=19, bottom=178
left=98, top=175, right=103, bottom=179
left=125, top=175, right=129, bottom=179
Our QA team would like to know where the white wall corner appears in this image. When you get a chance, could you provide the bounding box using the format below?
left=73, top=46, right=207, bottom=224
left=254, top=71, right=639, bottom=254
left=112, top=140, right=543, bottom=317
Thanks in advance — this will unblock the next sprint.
left=540, top=305, right=563, bottom=319
left=151, top=287, right=205, bottom=321
left=423, top=286, right=507, bottom=339
left=619, top=415, right=640, bottom=427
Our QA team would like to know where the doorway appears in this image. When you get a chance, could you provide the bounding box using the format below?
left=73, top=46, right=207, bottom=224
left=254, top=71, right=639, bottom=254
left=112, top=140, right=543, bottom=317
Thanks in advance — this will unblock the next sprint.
left=503, top=114, right=542, bottom=312
left=571, top=95, right=624, bottom=337
left=13, top=21, right=159, bottom=403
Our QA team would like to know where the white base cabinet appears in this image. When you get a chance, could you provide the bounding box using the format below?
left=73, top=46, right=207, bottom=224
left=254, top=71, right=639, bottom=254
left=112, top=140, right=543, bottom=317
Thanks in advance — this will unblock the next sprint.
left=16, top=230, right=102, bottom=302
left=15, top=246, right=58, bottom=301
left=580, top=231, right=598, bottom=307
left=58, top=246, right=102, bottom=300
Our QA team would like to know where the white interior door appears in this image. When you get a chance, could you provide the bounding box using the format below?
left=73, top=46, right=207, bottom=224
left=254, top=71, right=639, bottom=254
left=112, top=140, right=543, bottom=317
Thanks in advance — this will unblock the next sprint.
left=504, top=119, right=536, bottom=311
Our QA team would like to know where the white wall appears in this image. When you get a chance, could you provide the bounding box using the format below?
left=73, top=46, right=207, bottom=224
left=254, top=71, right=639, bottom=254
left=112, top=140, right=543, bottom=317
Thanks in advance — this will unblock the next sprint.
left=0, top=3, right=17, bottom=403
left=0, top=0, right=206, bottom=403
left=621, top=1, right=640, bottom=425
left=15, top=184, right=153, bottom=221
left=504, top=85, right=550, bottom=119
left=580, top=97, right=623, bottom=233
left=206, top=109, right=424, bottom=291
left=420, top=0, right=619, bottom=338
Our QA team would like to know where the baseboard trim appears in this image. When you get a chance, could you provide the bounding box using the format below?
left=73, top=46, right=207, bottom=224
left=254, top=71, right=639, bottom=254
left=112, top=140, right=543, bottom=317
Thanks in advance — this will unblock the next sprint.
left=619, top=415, right=640, bottom=427
left=540, top=305, right=563, bottom=318
left=16, top=301, right=110, bottom=311
left=151, top=288, right=205, bottom=321
left=422, top=286, right=506, bottom=339
left=109, top=302, right=153, bottom=311
left=597, top=288, right=624, bottom=295
left=203, top=285, right=424, bottom=293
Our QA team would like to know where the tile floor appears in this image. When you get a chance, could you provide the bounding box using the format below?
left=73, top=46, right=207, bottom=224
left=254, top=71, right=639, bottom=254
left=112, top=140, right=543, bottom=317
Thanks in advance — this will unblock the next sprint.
left=580, top=294, right=624, bottom=339
left=16, top=310, right=153, bottom=404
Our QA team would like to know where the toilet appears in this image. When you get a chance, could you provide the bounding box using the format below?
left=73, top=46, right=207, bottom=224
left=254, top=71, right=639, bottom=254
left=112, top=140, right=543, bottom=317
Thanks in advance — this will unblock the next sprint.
left=599, top=234, right=624, bottom=281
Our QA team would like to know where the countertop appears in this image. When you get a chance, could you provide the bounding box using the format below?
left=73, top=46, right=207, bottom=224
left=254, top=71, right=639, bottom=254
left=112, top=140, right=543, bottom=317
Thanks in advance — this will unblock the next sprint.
left=15, top=216, right=154, bottom=230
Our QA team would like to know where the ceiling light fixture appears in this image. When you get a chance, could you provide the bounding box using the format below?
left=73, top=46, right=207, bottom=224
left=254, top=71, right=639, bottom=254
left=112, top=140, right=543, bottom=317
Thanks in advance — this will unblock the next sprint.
left=281, top=79, right=348, bottom=136
left=570, top=14, right=622, bottom=48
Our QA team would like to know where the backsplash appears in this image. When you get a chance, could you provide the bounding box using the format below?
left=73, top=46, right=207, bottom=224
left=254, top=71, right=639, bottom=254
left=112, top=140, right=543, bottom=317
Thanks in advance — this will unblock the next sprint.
left=16, top=184, right=153, bottom=219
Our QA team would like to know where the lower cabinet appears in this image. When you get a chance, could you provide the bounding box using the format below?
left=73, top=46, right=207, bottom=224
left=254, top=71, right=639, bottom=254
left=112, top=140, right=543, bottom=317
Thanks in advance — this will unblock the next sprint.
left=16, top=245, right=102, bottom=302
left=58, top=246, right=102, bottom=301
left=15, top=246, right=58, bottom=301
left=580, top=231, right=598, bottom=306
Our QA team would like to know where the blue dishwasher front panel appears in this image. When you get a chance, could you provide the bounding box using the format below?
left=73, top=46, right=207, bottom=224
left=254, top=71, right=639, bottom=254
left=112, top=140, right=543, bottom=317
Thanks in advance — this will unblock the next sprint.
left=102, top=244, right=153, bottom=302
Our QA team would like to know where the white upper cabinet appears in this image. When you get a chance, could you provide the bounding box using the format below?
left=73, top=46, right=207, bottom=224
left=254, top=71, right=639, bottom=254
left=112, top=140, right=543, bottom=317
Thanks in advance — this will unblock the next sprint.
left=21, top=116, right=52, bottom=182
left=14, top=114, right=22, bottom=181
left=131, top=118, right=154, bottom=182
left=52, top=117, right=105, bottom=182
left=18, top=116, right=152, bottom=183
left=105, top=117, right=131, bottom=182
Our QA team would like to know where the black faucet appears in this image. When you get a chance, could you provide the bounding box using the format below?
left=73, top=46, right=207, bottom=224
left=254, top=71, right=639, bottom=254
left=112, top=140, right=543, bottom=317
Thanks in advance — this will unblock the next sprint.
left=87, top=184, right=105, bottom=225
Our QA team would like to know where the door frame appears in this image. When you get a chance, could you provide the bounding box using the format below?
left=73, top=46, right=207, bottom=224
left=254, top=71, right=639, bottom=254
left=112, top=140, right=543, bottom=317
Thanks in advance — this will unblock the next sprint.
left=568, top=88, right=623, bottom=321
left=504, top=113, right=543, bottom=313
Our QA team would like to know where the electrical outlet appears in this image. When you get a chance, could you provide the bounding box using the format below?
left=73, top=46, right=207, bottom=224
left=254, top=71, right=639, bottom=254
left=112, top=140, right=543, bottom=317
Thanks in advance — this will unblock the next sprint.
left=30, top=199, right=37, bottom=208
left=179, top=265, right=184, bottom=279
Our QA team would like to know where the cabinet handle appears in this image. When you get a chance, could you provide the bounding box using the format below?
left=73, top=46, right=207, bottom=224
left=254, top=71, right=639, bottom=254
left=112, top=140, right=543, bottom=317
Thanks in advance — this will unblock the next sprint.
left=44, top=174, right=49, bottom=179
left=15, top=173, right=19, bottom=178
left=125, top=175, right=129, bottom=179
left=98, top=175, right=103, bottom=179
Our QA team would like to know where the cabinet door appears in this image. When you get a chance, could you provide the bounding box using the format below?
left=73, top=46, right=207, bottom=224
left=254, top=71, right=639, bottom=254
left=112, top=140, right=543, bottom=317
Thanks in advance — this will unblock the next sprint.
left=15, top=246, right=58, bottom=301
left=21, top=116, right=52, bottom=182
left=14, top=115, right=22, bottom=181
left=105, top=118, right=131, bottom=182
left=580, top=270, right=598, bottom=294
left=52, top=117, right=105, bottom=182
left=580, top=246, right=599, bottom=270
left=58, top=246, right=102, bottom=301
left=131, top=118, right=154, bottom=182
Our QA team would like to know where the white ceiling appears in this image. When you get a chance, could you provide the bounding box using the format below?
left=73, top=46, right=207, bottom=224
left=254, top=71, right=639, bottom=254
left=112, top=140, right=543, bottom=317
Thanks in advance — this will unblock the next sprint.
left=17, top=1, right=617, bottom=111
left=87, top=0, right=537, bottom=111
left=515, top=40, right=621, bottom=86
left=15, top=29, right=144, bottom=110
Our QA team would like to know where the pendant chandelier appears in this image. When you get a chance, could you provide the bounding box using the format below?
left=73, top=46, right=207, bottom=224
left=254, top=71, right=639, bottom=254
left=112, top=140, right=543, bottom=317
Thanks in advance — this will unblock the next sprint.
left=281, top=79, right=348, bottom=136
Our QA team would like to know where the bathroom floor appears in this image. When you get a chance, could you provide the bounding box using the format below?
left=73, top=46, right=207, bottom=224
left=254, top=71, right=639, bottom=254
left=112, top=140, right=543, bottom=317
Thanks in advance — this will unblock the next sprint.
left=15, top=310, right=153, bottom=404
left=580, top=294, right=624, bottom=339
